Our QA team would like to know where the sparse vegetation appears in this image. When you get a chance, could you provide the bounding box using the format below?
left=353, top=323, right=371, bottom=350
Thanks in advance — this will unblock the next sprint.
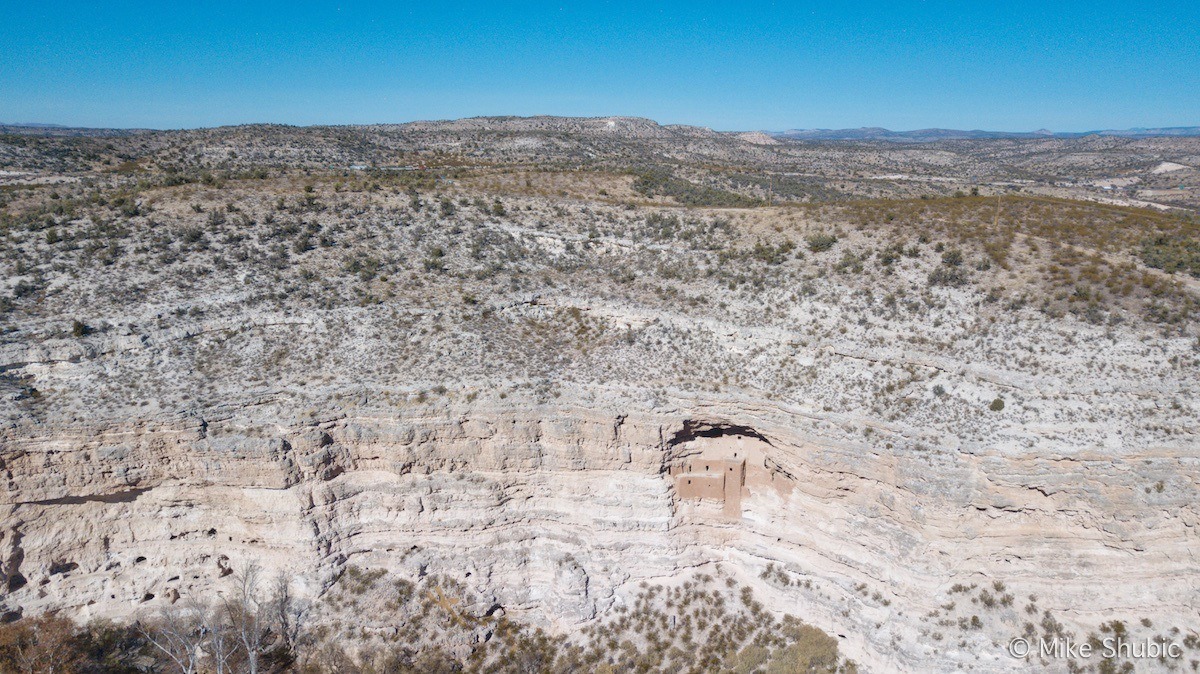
left=0, top=569, right=855, bottom=674
left=1, top=118, right=1197, bottom=674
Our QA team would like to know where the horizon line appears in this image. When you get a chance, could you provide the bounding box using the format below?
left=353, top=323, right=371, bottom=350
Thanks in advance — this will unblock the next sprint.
left=2, top=115, right=1199, bottom=136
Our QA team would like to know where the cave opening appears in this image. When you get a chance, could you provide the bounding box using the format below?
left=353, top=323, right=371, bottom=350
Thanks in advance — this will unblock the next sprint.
left=666, top=420, right=772, bottom=448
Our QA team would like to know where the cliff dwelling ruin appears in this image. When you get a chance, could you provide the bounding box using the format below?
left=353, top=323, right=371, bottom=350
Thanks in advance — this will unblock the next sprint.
left=667, top=421, right=783, bottom=519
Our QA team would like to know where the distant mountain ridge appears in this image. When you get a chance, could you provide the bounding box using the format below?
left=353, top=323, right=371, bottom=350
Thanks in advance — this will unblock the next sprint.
left=3, top=116, right=1199, bottom=142
left=773, top=126, right=1200, bottom=141
left=0, top=122, right=67, bottom=128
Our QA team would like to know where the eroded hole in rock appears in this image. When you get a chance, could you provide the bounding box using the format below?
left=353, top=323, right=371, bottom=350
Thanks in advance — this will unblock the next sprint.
left=666, top=419, right=773, bottom=448
left=50, top=560, right=79, bottom=576
left=3, top=532, right=26, bottom=594
left=483, top=603, right=504, bottom=618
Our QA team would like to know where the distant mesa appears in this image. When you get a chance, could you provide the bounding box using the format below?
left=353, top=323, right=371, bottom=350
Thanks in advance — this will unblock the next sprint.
left=772, top=125, right=1200, bottom=141
left=736, top=131, right=779, bottom=145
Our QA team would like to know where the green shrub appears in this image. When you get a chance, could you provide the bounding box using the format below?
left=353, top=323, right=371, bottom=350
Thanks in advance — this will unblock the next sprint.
left=806, top=233, right=838, bottom=253
left=632, top=169, right=759, bottom=207
left=928, top=266, right=968, bottom=287
left=1140, top=236, right=1200, bottom=277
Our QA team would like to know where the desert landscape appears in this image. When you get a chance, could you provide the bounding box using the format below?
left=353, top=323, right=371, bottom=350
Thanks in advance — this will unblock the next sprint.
left=1, top=116, right=1199, bottom=672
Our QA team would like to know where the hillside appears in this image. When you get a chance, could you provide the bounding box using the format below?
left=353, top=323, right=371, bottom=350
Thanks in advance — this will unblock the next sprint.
left=0, top=118, right=1198, bottom=673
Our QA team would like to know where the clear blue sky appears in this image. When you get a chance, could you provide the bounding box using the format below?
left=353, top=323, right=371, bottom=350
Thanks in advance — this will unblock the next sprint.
left=3, top=1, right=1198, bottom=131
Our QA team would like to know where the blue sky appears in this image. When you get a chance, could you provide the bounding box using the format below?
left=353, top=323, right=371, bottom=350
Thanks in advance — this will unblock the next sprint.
left=2, top=1, right=1198, bottom=131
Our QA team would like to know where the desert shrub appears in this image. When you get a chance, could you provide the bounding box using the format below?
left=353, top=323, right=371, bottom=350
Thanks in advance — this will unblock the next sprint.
left=0, top=615, right=88, bottom=673
left=928, top=266, right=968, bottom=287
left=1140, top=236, right=1200, bottom=277
left=765, top=623, right=841, bottom=674
left=834, top=251, right=864, bottom=274
left=632, top=168, right=758, bottom=207
left=749, top=239, right=796, bottom=265
left=806, top=233, right=838, bottom=253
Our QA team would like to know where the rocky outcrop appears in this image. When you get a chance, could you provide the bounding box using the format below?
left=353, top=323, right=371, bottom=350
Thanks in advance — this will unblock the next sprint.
left=2, top=394, right=1195, bottom=672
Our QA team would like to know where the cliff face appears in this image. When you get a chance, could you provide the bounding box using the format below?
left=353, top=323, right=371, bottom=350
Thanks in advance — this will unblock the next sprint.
left=3, top=395, right=1195, bottom=671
